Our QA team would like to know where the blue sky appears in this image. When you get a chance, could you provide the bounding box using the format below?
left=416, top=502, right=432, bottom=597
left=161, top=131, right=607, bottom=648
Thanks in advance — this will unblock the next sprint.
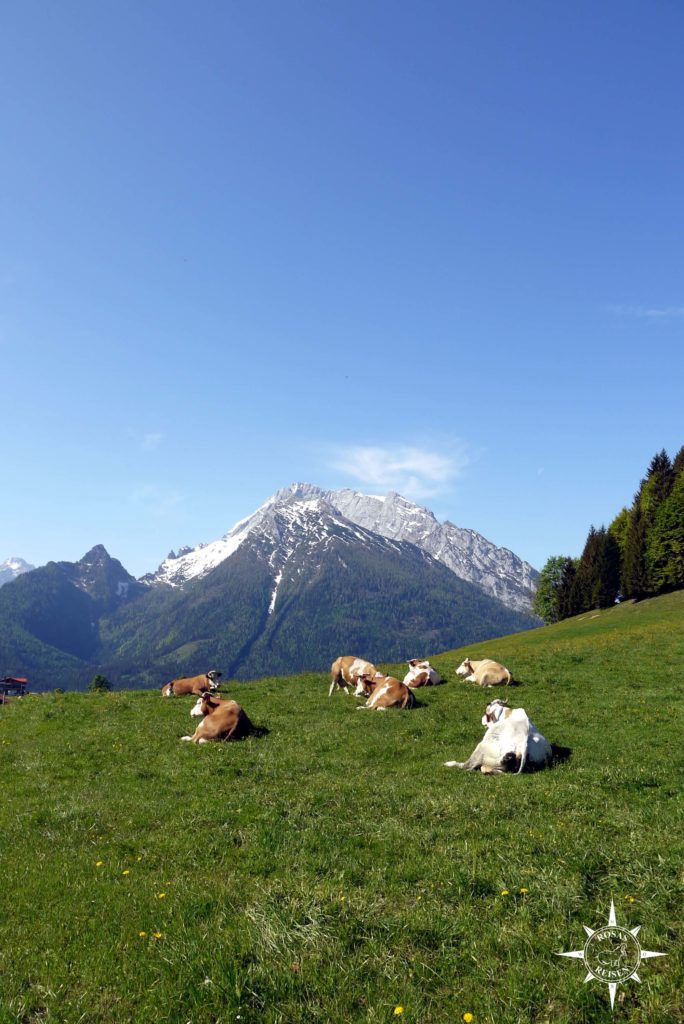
left=2, top=1, right=683, bottom=577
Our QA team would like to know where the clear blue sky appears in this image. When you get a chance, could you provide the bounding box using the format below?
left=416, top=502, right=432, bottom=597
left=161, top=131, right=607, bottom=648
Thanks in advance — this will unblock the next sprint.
left=2, top=1, right=682, bottom=577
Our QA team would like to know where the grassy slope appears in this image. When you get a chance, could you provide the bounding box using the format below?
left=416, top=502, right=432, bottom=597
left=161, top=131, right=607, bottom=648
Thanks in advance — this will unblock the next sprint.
left=0, top=592, right=682, bottom=1024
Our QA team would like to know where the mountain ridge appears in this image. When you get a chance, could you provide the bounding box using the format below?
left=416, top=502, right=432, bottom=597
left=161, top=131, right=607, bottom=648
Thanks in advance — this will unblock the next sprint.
left=145, top=482, right=537, bottom=612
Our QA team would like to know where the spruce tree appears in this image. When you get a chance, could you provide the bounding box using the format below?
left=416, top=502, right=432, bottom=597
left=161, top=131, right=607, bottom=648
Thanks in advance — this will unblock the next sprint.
left=672, top=445, right=684, bottom=477
left=621, top=502, right=649, bottom=599
left=591, top=528, right=620, bottom=607
left=557, top=558, right=579, bottom=619
left=621, top=450, right=675, bottom=598
left=646, top=465, right=684, bottom=592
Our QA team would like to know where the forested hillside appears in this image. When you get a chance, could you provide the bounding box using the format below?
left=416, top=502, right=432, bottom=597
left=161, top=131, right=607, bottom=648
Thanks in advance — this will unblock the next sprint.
left=534, top=446, right=684, bottom=622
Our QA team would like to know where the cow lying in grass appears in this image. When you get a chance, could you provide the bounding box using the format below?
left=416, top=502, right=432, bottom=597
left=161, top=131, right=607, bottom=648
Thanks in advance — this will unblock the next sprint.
left=455, top=657, right=511, bottom=687
left=444, top=700, right=551, bottom=773
left=161, top=670, right=222, bottom=697
left=403, top=659, right=443, bottom=687
left=329, top=656, right=381, bottom=696
left=181, top=693, right=253, bottom=743
left=355, top=674, right=415, bottom=710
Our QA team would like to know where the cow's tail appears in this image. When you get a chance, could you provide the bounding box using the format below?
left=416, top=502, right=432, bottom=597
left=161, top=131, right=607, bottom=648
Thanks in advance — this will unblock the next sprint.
left=405, top=688, right=415, bottom=710
left=516, top=724, right=529, bottom=774
left=329, top=664, right=341, bottom=697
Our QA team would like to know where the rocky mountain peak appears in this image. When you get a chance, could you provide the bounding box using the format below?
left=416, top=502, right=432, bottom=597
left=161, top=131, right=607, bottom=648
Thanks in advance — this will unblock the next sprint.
left=141, top=482, right=538, bottom=612
left=0, top=556, right=35, bottom=588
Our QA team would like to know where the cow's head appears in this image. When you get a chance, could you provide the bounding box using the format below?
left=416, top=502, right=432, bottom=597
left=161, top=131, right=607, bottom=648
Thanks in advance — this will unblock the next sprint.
left=482, top=699, right=509, bottom=727
left=456, top=658, right=473, bottom=677
left=198, top=693, right=222, bottom=716
left=206, top=670, right=222, bottom=689
left=355, top=674, right=379, bottom=696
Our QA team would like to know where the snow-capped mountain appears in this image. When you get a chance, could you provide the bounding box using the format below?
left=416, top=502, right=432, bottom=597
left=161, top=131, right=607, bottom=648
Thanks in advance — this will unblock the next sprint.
left=320, top=488, right=538, bottom=613
left=113, top=491, right=536, bottom=685
left=0, top=493, right=538, bottom=689
left=144, top=483, right=538, bottom=612
left=0, top=556, right=35, bottom=588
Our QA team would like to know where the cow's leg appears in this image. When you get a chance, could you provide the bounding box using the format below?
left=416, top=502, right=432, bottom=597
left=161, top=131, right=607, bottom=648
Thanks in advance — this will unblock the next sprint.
left=329, top=670, right=346, bottom=696
left=452, top=741, right=488, bottom=771
left=181, top=727, right=203, bottom=742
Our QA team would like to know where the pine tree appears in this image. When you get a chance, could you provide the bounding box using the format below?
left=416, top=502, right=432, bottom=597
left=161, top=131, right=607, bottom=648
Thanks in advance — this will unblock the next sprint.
left=621, top=450, right=675, bottom=599
left=640, top=449, right=674, bottom=517
left=557, top=558, right=579, bottom=620
left=570, top=527, right=598, bottom=614
left=672, top=445, right=684, bottom=477
left=621, top=502, right=649, bottom=599
left=591, top=529, right=621, bottom=607
left=646, top=466, right=684, bottom=592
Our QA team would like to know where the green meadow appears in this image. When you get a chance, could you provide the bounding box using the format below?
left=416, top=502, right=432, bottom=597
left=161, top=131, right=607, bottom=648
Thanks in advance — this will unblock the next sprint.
left=0, top=592, right=682, bottom=1024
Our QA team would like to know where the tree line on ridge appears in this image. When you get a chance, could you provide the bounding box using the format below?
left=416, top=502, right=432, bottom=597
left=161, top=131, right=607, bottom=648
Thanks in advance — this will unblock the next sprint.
left=534, top=446, right=684, bottom=623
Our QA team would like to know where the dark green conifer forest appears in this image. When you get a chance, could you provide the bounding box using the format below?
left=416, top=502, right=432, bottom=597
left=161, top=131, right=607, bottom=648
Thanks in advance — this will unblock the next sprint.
left=534, top=446, right=684, bottom=622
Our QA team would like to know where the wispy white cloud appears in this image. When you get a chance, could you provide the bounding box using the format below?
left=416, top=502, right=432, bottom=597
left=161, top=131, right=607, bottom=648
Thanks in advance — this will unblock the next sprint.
left=609, top=304, right=684, bottom=320
left=330, top=443, right=469, bottom=499
left=141, top=431, right=165, bottom=452
left=130, top=484, right=182, bottom=517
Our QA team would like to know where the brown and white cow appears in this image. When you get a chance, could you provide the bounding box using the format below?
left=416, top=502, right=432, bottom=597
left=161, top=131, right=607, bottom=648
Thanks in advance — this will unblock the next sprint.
left=455, top=657, right=511, bottom=687
left=444, top=704, right=551, bottom=774
left=161, top=670, right=222, bottom=697
left=329, top=656, right=380, bottom=696
left=355, top=674, right=415, bottom=710
left=403, top=659, right=444, bottom=688
left=181, top=693, right=253, bottom=743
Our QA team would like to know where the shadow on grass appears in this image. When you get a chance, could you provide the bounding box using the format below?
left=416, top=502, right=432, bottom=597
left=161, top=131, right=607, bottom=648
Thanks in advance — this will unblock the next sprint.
left=550, top=742, right=572, bottom=766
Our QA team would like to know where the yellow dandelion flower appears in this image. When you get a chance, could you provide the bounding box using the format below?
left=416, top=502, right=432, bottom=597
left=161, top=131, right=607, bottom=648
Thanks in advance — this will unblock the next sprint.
left=463, top=1014, right=474, bottom=1023
left=158, top=892, right=167, bottom=899
left=122, top=870, right=130, bottom=876
left=394, top=1009, right=404, bottom=1017
left=519, top=887, right=529, bottom=893
left=629, top=896, right=635, bottom=903
left=138, top=931, right=147, bottom=937
left=136, top=856, right=143, bottom=861
left=95, top=861, right=104, bottom=867
left=153, top=932, right=162, bottom=940
left=500, top=889, right=509, bottom=896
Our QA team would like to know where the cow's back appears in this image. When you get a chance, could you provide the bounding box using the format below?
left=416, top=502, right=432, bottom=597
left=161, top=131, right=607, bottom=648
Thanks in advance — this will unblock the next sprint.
left=476, top=660, right=510, bottom=686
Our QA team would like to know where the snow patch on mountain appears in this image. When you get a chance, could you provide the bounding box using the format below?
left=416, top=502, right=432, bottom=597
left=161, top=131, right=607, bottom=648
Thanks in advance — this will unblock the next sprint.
left=0, top=556, right=35, bottom=588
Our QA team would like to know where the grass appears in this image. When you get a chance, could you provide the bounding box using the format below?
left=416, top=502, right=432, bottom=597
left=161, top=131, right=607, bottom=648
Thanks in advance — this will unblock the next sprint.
left=0, top=591, right=682, bottom=1023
